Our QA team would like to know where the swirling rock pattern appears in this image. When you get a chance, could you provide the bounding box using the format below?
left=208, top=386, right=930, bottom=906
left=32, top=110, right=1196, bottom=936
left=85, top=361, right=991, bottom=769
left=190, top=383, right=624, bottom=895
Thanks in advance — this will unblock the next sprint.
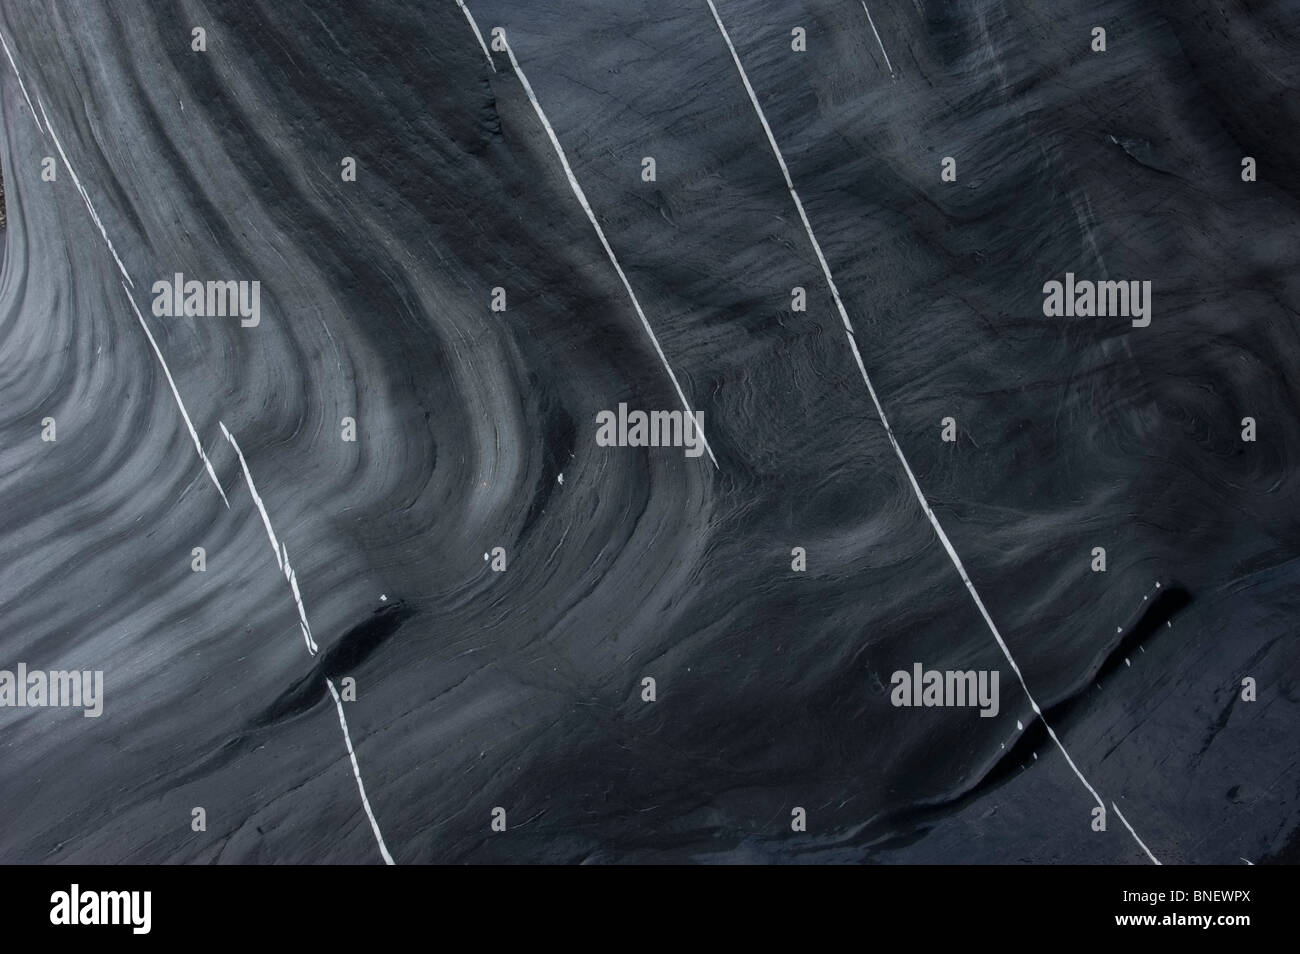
left=0, top=0, right=1296, bottom=864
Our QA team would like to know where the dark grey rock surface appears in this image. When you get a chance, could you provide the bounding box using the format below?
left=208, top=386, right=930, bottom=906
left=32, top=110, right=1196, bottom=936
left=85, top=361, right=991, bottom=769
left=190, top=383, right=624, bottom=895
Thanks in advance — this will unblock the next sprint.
left=0, top=0, right=1296, bottom=863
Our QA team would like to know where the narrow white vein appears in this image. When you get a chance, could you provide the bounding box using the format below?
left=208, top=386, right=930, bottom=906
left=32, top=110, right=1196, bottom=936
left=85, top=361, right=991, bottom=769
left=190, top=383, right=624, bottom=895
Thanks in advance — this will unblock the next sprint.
left=328, top=677, right=396, bottom=865
left=19, top=73, right=229, bottom=510
left=454, top=0, right=497, bottom=72
left=704, top=0, right=1161, bottom=863
left=485, top=20, right=718, bottom=469
left=218, top=421, right=319, bottom=655
left=1112, top=802, right=1162, bottom=865
left=860, top=1, right=896, bottom=77
left=223, top=426, right=392, bottom=863
left=0, top=28, right=42, bottom=130
left=37, top=97, right=135, bottom=288
left=220, top=422, right=281, bottom=564
left=122, top=284, right=229, bottom=507
left=282, top=541, right=315, bottom=647
left=15, top=36, right=391, bottom=867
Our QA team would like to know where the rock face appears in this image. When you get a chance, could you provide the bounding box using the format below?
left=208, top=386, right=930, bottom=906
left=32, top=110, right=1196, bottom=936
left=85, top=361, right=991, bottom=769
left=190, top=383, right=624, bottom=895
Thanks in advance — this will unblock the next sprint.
left=0, top=0, right=1296, bottom=864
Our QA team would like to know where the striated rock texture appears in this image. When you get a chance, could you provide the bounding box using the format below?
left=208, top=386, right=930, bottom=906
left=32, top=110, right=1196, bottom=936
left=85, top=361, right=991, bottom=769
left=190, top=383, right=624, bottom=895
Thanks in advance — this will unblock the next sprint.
left=0, top=0, right=1296, bottom=863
